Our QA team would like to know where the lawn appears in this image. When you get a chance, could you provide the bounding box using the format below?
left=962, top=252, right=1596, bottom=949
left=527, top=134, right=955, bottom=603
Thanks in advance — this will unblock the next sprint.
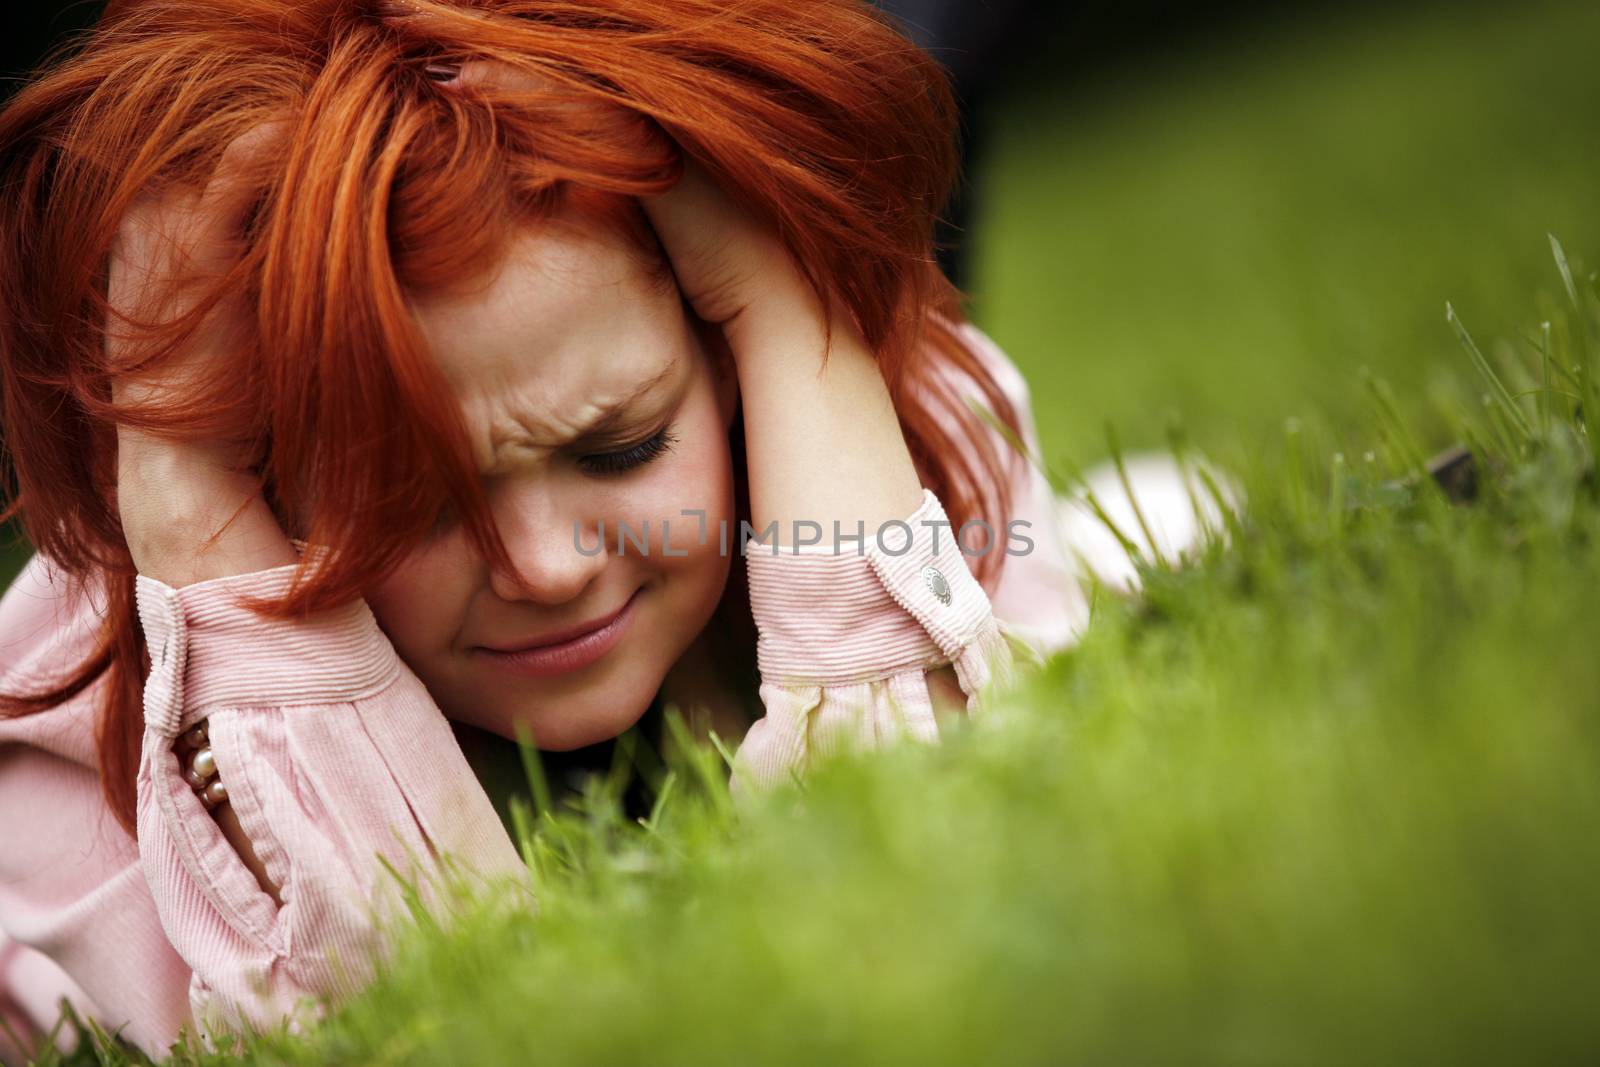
left=15, top=1, right=1600, bottom=1063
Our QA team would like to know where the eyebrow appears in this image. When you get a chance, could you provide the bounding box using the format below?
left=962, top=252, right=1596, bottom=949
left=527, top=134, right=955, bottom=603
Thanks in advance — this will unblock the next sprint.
left=575, top=356, right=681, bottom=438
left=482, top=355, right=682, bottom=473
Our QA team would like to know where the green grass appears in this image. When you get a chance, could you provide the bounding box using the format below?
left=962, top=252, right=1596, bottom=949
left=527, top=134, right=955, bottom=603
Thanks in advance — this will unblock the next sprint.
left=972, top=0, right=1600, bottom=466
left=15, top=1, right=1600, bottom=1063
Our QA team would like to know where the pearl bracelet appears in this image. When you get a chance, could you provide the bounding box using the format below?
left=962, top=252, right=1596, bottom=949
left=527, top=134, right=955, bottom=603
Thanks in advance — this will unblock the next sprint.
left=175, top=720, right=228, bottom=811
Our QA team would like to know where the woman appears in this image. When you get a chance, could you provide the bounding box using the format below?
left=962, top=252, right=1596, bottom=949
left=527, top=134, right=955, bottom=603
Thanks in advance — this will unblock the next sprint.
left=0, top=0, right=1090, bottom=1058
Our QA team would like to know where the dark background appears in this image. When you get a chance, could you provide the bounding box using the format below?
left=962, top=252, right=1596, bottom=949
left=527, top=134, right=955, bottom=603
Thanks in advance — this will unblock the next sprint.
left=2, top=2, right=1357, bottom=97
left=1, top=1, right=1374, bottom=289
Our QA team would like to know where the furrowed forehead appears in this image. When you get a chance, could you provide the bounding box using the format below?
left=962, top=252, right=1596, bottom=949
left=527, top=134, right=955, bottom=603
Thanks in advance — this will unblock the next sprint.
left=407, top=216, right=688, bottom=471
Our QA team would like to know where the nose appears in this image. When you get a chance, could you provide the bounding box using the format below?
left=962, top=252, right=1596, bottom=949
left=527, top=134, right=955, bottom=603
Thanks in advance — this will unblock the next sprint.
left=484, top=485, right=609, bottom=605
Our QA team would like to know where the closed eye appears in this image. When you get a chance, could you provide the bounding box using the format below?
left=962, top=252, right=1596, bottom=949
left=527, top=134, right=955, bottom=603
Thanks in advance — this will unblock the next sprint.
left=426, top=425, right=680, bottom=538
left=577, top=425, right=678, bottom=476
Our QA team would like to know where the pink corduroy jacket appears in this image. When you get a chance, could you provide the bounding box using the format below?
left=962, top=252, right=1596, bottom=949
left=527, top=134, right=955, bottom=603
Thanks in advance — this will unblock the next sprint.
left=0, top=323, right=1087, bottom=1060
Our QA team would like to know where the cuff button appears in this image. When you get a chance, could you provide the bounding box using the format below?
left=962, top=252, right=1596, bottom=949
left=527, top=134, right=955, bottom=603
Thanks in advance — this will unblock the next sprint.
left=921, top=565, right=952, bottom=606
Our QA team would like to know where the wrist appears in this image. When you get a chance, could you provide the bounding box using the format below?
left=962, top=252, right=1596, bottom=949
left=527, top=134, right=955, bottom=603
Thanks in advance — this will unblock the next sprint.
left=118, top=445, right=297, bottom=587
left=123, top=501, right=298, bottom=588
left=725, top=291, right=878, bottom=391
left=729, top=303, right=925, bottom=539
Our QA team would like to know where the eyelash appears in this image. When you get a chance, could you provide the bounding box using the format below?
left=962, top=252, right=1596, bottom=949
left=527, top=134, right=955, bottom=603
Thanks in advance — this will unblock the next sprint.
left=426, top=426, right=677, bottom=537
left=578, top=425, right=678, bottom=476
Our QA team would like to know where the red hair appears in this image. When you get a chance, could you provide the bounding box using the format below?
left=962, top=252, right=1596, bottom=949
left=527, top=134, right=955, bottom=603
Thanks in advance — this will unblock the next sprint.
left=0, top=0, right=1024, bottom=834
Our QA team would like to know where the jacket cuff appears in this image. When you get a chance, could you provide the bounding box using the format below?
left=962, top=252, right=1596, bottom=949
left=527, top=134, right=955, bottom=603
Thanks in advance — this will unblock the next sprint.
left=743, top=489, right=1000, bottom=686
left=135, top=555, right=400, bottom=738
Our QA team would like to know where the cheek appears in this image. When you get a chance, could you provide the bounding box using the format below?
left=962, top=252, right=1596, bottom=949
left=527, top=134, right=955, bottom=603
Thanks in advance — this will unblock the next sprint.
left=619, top=384, right=737, bottom=603
left=622, top=382, right=736, bottom=550
left=364, top=546, right=475, bottom=659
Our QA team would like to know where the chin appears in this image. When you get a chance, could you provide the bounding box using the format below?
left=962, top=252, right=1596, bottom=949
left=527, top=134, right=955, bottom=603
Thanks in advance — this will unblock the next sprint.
left=471, top=684, right=658, bottom=752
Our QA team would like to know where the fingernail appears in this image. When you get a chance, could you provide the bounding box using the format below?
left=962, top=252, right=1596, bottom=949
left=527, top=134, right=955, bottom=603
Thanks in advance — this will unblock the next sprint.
left=423, top=61, right=461, bottom=83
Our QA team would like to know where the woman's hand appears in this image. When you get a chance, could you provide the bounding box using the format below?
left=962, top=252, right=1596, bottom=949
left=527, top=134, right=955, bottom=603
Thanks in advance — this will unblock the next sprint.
left=110, top=124, right=293, bottom=902
left=640, top=159, right=967, bottom=712
left=631, top=159, right=813, bottom=342
left=110, top=123, right=299, bottom=588
left=638, top=160, right=926, bottom=543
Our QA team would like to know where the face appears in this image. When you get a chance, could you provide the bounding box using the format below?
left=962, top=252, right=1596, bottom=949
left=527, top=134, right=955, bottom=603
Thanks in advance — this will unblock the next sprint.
left=364, top=210, right=739, bottom=751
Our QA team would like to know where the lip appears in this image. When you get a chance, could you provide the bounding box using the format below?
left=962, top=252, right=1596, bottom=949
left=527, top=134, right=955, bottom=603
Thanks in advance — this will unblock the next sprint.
left=475, top=589, right=640, bottom=679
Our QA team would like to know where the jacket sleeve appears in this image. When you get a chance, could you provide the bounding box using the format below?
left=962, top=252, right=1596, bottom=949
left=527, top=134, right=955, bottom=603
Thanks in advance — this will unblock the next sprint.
left=132, top=561, right=527, bottom=1042
left=730, top=322, right=1083, bottom=800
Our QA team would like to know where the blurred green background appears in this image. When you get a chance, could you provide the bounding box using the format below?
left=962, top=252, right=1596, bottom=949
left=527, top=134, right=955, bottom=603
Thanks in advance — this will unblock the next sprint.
left=969, top=0, right=1600, bottom=465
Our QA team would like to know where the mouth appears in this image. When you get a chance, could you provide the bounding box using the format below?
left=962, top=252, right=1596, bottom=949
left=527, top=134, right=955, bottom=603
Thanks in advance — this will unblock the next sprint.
left=474, top=588, right=641, bottom=679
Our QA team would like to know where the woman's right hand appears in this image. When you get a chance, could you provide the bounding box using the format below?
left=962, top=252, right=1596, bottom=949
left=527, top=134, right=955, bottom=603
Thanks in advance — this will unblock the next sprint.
left=110, top=124, right=300, bottom=588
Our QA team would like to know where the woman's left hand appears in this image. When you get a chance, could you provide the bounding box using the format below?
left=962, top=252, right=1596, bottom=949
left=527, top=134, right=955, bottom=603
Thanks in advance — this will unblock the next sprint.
left=641, top=155, right=970, bottom=717
left=634, top=158, right=817, bottom=349
left=638, top=158, right=927, bottom=540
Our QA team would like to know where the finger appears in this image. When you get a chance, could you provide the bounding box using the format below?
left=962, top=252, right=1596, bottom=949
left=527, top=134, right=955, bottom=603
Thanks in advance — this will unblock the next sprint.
left=638, top=158, right=786, bottom=324
left=443, top=57, right=556, bottom=94
left=424, top=56, right=605, bottom=134
left=187, top=118, right=291, bottom=273
left=107, top=121, right=286, bottom=373
left=113, top=118, right=288, bottom=298
left=376, top=0, right=469, bottom=43
left=374, top=0, right=438, bottom=23
left=375, top=2, right=502, bottom=83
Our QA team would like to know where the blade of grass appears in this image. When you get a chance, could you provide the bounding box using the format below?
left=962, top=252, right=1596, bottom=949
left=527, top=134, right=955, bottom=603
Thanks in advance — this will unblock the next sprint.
left=1551, top=232, right=1580, bottom=307
left=640, top=769, right=679, bottom=834
left=1165, top=416, right=1220, bottom=545
left=1540, top=319, right=1554, bottom=440
left=661, top=705, right=734, bottom=819
left=513, top=722, right=555, bottom=824
left=1328, top=450, right=1348, bottom=540
left=1194, top=462, right=1247, bottom=546
left=508, top=795, right=541, bottom=882
left=1362, top=368, right=1431, bottom=477
left=1449, top=302, right=1533, bottom=439
left=1105, top=422, right=1164, bottom=568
